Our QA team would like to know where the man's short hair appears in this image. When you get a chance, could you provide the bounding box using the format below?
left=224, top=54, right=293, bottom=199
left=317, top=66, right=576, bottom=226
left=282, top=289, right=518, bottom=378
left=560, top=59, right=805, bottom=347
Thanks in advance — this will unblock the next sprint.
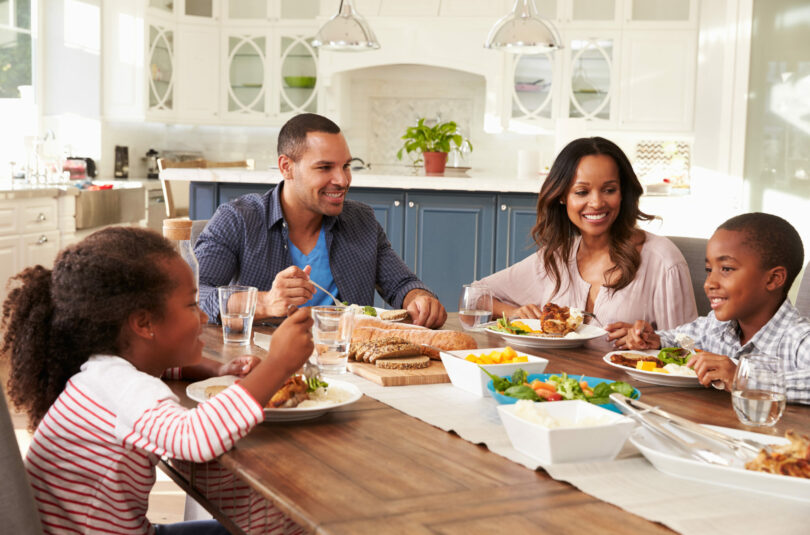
left=718, top=212, right=805, bottom=293
left=277, top=113, right=341, bottom=162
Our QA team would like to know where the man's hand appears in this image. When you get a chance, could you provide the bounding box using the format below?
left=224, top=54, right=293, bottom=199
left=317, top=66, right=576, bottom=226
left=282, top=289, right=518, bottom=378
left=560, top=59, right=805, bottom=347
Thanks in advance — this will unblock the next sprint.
left=606, top=320, right=661, bottom=349
left=687, top=352, right=736, bottom=391
left=255, top=265, right=315, bottom=319
left=403, top=289, right=447, bottom=328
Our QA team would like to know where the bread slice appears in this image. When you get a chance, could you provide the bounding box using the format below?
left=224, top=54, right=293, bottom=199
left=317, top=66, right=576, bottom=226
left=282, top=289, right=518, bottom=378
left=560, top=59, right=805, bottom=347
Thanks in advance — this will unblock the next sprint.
left=379, top=309, right=409, bottom=321
left=375, top=356, right=430, bottom=370
left=366, top=343, right=421, bottom=363
left=204, top=385, right=228, bottom=399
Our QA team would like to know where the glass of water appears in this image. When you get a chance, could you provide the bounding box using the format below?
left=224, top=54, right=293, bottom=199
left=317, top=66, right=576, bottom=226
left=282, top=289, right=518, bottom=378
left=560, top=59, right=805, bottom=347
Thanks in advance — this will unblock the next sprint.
left=217, top=285, right=258, bottom=345
left=731, top=353, right=786, bottom=427
left=311, top=306, right=355, bottom=375
left=458, top=284, right=493, bottom=331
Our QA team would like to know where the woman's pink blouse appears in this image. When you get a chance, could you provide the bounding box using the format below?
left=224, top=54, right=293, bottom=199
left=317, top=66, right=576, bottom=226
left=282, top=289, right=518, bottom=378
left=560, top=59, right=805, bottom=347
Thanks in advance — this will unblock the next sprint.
left=474, top=231, right=698, bottom=350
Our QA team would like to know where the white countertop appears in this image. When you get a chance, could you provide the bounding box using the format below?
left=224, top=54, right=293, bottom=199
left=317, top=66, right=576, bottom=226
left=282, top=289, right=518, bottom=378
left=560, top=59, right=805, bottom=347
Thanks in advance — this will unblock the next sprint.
left=0, top=180, right=148, bottom=200
left=159, top=166, right=543, bottom=193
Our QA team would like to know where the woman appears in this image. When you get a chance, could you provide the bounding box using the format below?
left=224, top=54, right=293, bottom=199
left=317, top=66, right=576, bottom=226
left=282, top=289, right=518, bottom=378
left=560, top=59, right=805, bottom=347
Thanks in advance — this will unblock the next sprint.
left=473, top=137, right=697, bottom=349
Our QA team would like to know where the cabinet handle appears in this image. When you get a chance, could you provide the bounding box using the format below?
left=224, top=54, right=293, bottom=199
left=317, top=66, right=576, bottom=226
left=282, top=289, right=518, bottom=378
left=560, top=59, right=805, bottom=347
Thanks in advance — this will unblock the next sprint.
left=37, top=213, right=47, bottom=222
left=394, top=200, right=400, bottom=207
left=500, top=204, right=507, bottom=211
left=408, top=201, right=415, bottom=208
left=37, top=235, right=48, bottom=245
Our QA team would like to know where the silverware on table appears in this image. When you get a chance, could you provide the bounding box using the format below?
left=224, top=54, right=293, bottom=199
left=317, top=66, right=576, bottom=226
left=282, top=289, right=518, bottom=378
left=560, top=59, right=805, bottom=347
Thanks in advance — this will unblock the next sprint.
left=676, top=334, right=725, bottom=390
left=309, top=279, right=344, bottom=307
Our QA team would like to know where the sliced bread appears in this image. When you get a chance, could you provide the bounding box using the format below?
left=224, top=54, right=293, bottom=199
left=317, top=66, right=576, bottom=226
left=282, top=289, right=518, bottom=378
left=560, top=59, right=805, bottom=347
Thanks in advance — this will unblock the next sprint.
left=375, top=355, right=431, bottom=370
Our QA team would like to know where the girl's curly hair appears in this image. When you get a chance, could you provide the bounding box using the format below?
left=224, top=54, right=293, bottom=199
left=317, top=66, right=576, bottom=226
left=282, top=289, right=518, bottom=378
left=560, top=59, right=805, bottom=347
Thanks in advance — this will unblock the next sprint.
left=2, top=226, right=178, bottom=429
left=531, top=137, right=654, bottom=297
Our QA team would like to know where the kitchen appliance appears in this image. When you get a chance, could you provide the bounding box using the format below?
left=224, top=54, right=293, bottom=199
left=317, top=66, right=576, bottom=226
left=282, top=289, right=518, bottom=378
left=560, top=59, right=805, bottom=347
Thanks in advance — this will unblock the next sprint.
left=63, top=157, right=97, bottom=180
left=145, top=148, right=159, bottom=179
left=114, top=145, right=129, bottom=178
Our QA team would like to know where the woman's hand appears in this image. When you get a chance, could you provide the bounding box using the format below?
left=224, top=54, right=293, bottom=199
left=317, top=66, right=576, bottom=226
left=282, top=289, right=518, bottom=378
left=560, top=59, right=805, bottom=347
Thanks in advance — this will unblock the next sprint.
left=217, top=355, right=261, bottom=377
left=508, top=304, right=543, bottom=319
left=687, top=352, right=736, bottom=391
left=606, top=320, right=660, bottom=349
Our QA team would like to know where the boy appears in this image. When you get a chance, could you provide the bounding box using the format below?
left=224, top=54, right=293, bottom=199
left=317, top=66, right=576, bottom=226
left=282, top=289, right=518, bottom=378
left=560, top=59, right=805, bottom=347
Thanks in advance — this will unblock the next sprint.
left=611, top=213, right=810, bottom=403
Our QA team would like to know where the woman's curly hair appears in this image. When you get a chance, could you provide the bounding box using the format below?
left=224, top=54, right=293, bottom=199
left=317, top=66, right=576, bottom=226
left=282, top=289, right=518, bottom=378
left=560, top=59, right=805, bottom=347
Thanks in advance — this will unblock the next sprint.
left=2, top=226, right=178, bottom=429
left=531, top=137, right=654, bottom=297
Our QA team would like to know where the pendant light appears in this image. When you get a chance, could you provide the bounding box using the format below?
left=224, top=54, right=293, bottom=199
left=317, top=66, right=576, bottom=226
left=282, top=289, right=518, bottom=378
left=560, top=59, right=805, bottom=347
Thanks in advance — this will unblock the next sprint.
left=312, top=0, right=380, bottom=51
left=484, top=0, right=562, bottom=54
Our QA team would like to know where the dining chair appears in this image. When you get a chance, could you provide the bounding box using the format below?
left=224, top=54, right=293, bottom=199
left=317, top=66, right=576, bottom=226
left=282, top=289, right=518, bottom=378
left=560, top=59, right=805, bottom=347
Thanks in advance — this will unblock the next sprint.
left=0, top=385, right=44, bottom=535
left=668, top=236, right=711, bottom=317
left=191, top=219, right=210, bottom=248
left=159, top=159, right=250, bottom=219
left=795, top=261, right=810, bottom=317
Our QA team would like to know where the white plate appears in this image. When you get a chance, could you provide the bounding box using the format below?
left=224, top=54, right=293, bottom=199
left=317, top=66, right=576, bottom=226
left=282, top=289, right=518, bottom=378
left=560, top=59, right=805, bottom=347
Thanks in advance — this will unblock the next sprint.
left=603, top=350, right=701, bottom=387
left=630, top=425, right=810, bottom=502
left=484, top=319, right=607, bottom=349
left=186, top=376, right=363, bottom=422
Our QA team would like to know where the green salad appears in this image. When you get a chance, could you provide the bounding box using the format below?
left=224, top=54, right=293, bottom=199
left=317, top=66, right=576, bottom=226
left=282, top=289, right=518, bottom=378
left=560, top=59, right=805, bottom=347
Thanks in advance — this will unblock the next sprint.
left=482, top=368, right=637, bottom=405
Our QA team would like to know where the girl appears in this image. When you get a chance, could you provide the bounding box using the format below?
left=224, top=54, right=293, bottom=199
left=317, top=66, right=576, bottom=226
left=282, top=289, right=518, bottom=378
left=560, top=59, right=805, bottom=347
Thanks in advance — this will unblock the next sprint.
left=2, top=227, right=313, bottom=534
left=472, top=137, right=698, bottom=350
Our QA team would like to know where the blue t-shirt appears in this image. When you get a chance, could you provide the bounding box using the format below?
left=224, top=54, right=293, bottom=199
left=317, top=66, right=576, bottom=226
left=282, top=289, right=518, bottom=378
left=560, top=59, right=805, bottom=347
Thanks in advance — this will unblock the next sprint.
left=288, top=225, right=339, bottom=307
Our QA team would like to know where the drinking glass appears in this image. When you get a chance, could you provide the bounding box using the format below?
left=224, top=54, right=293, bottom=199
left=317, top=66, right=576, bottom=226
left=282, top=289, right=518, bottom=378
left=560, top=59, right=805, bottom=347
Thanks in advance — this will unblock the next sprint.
left=311, top=306, right=355, bottom=375
left=458, top=284, right=493, bottom=331
left=731, top=353, right=786, bottom=427
left=217, top=285, right=258, bottom=345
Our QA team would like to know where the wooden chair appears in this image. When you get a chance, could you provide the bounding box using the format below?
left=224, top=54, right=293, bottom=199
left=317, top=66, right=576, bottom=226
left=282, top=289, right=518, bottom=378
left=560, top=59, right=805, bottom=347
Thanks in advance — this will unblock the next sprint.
left=668, top=236, right=711, bottom=316
left=0, top=385, right=43, bottom=535
left=158, top=159, right=249, bottom=218
left=795, top=261, right=810, bottom=317
left=190, top=219, right=209, bottom=248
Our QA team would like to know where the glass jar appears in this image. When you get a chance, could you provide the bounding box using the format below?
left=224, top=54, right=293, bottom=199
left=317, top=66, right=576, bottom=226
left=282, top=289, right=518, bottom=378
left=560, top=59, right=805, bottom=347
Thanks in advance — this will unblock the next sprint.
left=162, top=218, right=199, bottom=299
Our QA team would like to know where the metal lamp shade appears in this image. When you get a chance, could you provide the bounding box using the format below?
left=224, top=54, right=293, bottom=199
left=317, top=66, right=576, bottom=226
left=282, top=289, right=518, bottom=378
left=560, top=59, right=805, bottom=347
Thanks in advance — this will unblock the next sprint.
left=312, top=0, right=380, bottom=51
left=484, top=0, right=562, bottom=54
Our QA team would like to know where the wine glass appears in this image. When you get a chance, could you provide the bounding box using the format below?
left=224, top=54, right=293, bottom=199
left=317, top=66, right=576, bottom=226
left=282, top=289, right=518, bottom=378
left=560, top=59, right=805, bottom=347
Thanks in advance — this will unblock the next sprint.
left=731, top=353, right=786, bottom=427
left=458, top=285, right=493, bottom=331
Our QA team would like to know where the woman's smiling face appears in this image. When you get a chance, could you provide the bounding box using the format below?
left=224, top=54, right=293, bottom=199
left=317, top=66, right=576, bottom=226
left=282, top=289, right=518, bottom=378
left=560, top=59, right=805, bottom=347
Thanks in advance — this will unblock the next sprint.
left=565, top=154, right=622, bottom=239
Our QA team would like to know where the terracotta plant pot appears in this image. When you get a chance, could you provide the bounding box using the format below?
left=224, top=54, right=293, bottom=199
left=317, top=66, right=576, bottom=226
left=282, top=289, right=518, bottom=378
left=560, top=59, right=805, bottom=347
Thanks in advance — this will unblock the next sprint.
left=423, top=151, right=448, bottom=176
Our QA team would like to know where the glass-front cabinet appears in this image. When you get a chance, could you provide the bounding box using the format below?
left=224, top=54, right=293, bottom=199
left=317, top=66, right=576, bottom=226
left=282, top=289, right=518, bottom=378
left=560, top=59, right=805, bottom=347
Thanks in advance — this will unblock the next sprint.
left=278, top=33, right=317, bottom=115
left=567, top=37, right=615, bottom=122
left=225, top=34, right=267, bottom=116
left=510, top=53, right=556, bottom=124
left=147, top=24, right=174, bottom=114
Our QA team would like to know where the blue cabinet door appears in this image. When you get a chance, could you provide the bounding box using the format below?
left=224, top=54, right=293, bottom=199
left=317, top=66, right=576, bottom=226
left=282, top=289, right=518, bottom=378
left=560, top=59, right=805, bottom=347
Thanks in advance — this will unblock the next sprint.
left=346, top=189, right=405, bottom=257
left=189, top=182, right=218, bottom=220
left=404, top=192, right=496, bottom=312
left=495, top=194, right=538, bottom=271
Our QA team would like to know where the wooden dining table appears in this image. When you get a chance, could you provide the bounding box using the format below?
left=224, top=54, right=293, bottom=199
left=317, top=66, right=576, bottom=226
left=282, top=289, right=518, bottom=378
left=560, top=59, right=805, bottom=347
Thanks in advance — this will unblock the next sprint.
left=163, top=315, right=810, bottom=534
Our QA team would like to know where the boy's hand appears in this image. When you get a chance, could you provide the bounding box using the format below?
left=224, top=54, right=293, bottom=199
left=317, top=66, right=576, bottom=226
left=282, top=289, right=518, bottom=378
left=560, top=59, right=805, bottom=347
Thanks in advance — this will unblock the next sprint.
left=267, top=306, right=314, bottom=377
left=606, top=320, right=661, bottom=349
left=217, top=355, right=260, bottom=377
left=687, top=352, right=736, bottom=391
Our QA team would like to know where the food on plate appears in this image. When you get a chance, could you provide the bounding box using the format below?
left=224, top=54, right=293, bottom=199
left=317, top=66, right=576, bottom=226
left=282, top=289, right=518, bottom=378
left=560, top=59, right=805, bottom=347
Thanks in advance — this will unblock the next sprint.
left=349, top=336, right=422, bottom=363
left=464, top=346, right=528, bottom=365
left=513, top=399, right=614, bottom=428
left=347, top=304, right=378, bottom=317
left=267, top=374, right=330, bottom=409
left=482, top=368, right=637, bottom=405
left=379, top=309, right=409, bottom=321
left=610, top=348, right=698, bottom=377
left=745, top=431, right=810, bottom=479
left=375, top=356, right=431, bottom=370
left=204, top=384, right=229, bottom=399
left=488, top=304, right=583, bottom=337
left=351, top=319, right=477, bottom=355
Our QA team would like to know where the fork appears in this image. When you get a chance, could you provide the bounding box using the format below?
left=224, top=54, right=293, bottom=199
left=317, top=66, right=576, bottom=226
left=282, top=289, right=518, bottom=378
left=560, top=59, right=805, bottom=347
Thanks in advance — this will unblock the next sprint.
left=309, top=279, right=344, bottom=307
left=677, top=334, right=725, bottom=390
left=288, top=304, right=324, bottom=382
left=582, top=310, right=602, bottom=326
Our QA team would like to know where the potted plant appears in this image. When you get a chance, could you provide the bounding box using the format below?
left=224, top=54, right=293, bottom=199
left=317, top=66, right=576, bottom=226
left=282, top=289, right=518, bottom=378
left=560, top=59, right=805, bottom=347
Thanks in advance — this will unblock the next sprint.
left=396, top=118, right=473, bottom=175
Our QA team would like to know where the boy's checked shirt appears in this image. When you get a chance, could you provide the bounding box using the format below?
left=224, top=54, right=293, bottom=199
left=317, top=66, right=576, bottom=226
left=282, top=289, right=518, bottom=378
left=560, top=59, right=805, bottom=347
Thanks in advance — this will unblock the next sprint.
left=657, top=300, right=810, bottom=404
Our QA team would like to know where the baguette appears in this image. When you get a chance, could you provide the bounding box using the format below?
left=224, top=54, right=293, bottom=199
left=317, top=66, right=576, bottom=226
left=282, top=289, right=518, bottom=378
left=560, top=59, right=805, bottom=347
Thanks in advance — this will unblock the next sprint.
left=354, top=317, right=428, bottom=331
left=351, top=326, right=477, bottom=352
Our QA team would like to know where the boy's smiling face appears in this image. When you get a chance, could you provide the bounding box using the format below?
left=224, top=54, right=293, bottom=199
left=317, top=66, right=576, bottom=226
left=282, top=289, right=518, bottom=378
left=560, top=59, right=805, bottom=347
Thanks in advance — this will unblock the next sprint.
left=704, top=228, right=783, bottom=326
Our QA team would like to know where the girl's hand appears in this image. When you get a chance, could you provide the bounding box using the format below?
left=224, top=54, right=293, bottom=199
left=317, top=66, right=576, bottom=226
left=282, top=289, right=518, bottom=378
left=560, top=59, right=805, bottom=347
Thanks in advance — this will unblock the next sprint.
left=687, top=352, right=736, bottom=391
left=267, top=307, right=314, bottom=378
left=218, top=355, right=261, bottom=377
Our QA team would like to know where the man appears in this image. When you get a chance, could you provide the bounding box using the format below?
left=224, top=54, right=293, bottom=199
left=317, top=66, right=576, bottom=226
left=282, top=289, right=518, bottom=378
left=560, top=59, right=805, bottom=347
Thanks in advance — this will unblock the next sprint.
left=195, top=113, right=447, bottom=328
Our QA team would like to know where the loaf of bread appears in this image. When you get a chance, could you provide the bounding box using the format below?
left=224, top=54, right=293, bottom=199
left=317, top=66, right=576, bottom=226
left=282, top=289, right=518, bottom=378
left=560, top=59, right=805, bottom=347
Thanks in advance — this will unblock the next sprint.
left=351, top=326, right=477, bottom=353
left=354, top=317, right=428, bottom=331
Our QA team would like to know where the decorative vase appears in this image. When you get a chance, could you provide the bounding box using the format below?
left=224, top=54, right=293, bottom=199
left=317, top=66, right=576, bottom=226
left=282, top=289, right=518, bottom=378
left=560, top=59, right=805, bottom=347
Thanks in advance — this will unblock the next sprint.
left=423, top=151, right=448, bottom=175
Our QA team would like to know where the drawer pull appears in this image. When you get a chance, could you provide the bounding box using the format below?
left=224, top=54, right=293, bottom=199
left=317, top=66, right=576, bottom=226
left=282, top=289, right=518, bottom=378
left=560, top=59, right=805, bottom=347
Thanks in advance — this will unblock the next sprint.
left=393, top=200, right=400, bottom=207
left=37, top=235, right=48, bottom=245
left=408, top=201, right=415, bottom=208
left=37, top=213, right=47, bottom=222
left=500, top=204, right=507, bottom=211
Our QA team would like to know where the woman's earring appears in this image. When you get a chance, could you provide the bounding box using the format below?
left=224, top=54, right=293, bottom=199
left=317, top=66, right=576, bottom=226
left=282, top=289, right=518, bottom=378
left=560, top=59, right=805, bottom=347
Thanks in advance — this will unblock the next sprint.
left=149, top=332, right=155, bottom=338
left=559, top=200, right=565, bottom=205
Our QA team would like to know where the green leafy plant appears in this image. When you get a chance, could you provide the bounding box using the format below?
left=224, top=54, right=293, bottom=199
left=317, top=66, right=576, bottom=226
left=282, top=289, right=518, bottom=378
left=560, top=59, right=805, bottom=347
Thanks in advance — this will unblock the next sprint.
left=396, top=118, right=473, bottom=165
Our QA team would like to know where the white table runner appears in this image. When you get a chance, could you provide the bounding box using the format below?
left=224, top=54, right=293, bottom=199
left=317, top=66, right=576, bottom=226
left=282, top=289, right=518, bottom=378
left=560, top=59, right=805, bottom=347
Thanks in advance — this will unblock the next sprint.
left=333, top=373, right=810, bottom=535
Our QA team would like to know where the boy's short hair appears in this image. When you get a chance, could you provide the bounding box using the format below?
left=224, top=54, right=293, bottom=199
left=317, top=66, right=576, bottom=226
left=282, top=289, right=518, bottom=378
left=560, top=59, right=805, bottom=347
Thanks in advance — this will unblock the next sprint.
left=718, top=212, right=804, bottom=295
left=277, top=113, right=341, bottom=162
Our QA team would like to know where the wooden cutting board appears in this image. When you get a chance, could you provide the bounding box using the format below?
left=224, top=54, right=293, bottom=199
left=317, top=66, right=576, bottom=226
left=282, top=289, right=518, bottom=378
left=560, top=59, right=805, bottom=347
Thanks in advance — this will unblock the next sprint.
left=347, top=359, right=449, bottom=386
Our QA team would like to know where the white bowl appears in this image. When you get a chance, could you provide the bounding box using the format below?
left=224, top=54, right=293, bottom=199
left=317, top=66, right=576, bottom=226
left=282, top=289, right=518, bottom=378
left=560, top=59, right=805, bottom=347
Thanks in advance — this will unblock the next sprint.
left=497, top=400, right=636, bottom=464
left=440, top=347, right=548, bottom=397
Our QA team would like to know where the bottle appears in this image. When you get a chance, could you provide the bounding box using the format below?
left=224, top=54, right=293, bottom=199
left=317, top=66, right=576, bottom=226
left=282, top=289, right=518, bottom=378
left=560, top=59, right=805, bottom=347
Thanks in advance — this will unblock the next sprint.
left=162, top=218, right=199, bottom=299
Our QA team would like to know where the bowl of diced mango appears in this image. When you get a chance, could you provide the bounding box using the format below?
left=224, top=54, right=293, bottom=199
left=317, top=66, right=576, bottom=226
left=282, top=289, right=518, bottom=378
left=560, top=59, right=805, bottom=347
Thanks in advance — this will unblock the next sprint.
left=440, top=347, right=549, bottom=397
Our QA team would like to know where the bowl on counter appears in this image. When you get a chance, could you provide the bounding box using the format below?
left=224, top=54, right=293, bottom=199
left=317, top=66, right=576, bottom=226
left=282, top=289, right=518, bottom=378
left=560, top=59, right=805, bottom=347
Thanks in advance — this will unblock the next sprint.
left=497, top=400, right=635, bottom=464
left=283, top=76, right=316, bottom=88
left=440, top=348, right=548, bottom=397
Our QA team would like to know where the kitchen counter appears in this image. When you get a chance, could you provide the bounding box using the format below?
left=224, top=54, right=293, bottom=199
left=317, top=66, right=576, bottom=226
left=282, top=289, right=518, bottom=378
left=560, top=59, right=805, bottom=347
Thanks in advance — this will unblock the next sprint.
left=160, top=166, right=543, bottom=193
left=0, top=182, right=79, bottom=200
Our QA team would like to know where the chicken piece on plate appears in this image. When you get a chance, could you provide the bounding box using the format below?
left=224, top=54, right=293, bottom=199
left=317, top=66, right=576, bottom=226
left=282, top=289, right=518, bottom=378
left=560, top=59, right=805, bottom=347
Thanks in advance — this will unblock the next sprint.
left=268, top=375, right=310, bottom=408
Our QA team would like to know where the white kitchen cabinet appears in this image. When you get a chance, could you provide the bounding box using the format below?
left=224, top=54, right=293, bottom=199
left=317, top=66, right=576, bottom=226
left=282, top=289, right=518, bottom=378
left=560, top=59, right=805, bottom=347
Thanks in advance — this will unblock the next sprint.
left=146, top=20, right=176, bottom=118
left=223, top=31, right=269, bottom=119
left=507, top=52, right=560, bottom=128
left=103, top=0, right=146, bottom=122
left=618, top=30, right=696, bottom=131
left=563, top=32, right=619, bottom=125
left=277, top=29, right=319, bottom=117
left=0, top=236, right=19, bottom=304
left=175, top=23, right=221, bottom=120
left=623, top=0, right=697, bottom=28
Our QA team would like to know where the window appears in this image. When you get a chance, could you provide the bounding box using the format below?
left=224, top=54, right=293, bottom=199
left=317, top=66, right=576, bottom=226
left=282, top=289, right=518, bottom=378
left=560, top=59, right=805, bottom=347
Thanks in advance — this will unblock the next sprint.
left=0, top=0, right=33, bottom=98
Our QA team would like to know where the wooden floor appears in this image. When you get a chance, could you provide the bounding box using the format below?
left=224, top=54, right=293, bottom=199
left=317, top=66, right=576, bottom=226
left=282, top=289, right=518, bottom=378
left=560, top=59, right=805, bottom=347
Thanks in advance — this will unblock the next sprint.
left=1, top=359, right=186, bottom=525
